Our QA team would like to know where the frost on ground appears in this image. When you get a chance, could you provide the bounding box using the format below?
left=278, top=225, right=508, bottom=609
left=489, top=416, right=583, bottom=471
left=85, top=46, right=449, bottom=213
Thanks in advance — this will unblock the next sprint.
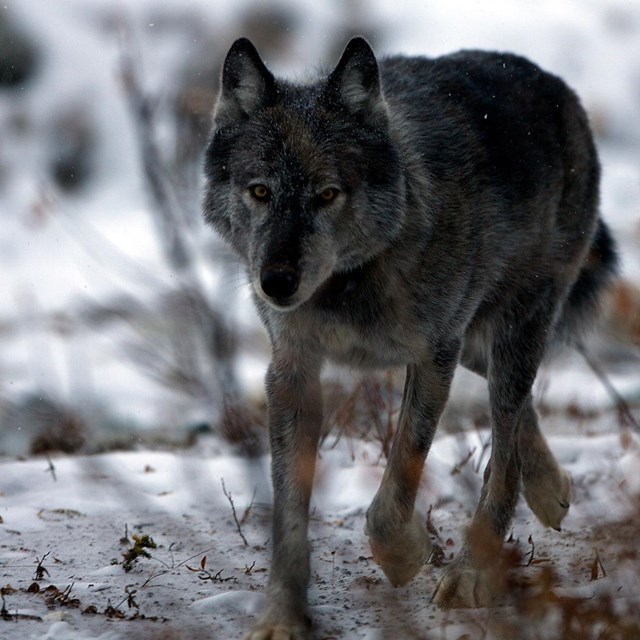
left=2, top=419, right=640, bottom=640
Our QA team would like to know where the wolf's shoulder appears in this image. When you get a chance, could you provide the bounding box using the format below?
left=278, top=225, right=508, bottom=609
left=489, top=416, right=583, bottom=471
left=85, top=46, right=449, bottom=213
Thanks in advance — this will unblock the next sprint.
left=380, top=49, right=551, bottom=80
left=379, top=49, right=569, bottom=103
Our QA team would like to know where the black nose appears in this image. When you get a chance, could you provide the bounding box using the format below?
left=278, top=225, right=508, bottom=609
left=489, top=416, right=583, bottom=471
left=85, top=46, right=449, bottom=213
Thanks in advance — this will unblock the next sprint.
left=260, top=264, right=300, bottom=300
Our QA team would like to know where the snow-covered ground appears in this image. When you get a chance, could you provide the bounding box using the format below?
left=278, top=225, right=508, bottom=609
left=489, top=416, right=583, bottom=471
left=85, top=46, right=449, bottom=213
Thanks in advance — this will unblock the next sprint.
left=2, top=428, right=640, bottom=639
left=1, top=0, right=640, bottom=638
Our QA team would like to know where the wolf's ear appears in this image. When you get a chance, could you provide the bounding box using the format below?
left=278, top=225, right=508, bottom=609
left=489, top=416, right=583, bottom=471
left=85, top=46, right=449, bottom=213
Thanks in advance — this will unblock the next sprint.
left=326, top=37, right=386, bottom=122
left=214, top=38, right=276, bottom=125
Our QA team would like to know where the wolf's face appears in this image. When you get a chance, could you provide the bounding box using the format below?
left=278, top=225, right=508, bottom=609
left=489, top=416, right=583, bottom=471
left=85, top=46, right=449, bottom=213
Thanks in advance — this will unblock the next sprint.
left=203, top=38, right=406, bottom=311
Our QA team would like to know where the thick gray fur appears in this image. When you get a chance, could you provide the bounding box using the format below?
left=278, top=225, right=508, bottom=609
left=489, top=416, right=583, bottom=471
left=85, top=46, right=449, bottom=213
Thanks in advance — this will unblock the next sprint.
left=203, top=37, right=618, bottom=639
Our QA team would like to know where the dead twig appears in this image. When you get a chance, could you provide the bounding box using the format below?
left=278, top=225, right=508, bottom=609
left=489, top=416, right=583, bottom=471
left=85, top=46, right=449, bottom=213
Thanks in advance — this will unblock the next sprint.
left=186, top=556, right=235, bottom=583
left=44, top=455, right=57, bottom=482
left=590, top=548, right=607, bottom=581
left=221, top=478, right=249, bottom=546
left=241, top=487, right=257, bottom=526
left=451, top=446, right=476, bottom=475
left=526, top=535, right=535, bottom=567
left=474, top=437, right=491, bottom=474
left=1, top=595, right=12, bottom=621
left=34, top=552, right=51, bottom=581
left=576, top=340, right=640, bottom=431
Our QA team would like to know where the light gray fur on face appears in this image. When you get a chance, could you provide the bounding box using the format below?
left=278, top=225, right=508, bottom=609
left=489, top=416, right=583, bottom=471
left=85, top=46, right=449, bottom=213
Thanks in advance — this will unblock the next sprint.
left=208, top=38, right=406, bottom=312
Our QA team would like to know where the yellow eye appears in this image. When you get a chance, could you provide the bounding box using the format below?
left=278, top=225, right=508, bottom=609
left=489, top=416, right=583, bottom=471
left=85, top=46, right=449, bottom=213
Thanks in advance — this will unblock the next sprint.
left=250, top=184, right=270, bottom=201
left=319, top=187, right=339, bottom=203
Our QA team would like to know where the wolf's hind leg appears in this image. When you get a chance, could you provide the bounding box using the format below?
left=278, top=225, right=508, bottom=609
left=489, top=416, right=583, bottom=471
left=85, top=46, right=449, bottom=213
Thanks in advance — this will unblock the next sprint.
left=519, top=401, right=571, bottom=530
left=434, top=294, right=556, bottom=608
left=366, top=345, right=459, bottom=587
left=461, top=342, right=571, bottom=531
left=432, top=447, right=520, bottom=608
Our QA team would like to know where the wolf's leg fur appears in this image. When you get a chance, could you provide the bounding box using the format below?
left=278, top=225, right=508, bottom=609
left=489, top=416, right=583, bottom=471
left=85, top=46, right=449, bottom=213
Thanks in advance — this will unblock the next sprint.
left=244, top=352, right=323, bottom=640
left=366, top=345, right=459, bottom=586
left=460, top=346, right=571, bottom=531
left=434, top=291, right=558, bottom=608
left=519, top=401, right=571, bottom=530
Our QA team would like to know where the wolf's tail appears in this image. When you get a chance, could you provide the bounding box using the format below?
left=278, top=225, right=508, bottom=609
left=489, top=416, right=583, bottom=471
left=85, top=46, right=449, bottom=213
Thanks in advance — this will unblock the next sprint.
left=555, top=218, right=619, bottom=344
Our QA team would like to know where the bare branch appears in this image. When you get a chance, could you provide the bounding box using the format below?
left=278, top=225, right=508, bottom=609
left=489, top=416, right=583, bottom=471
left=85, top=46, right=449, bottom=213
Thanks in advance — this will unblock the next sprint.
left=221, top=478, right=249, bottom=547
left=576, top=340, right=640, bottom=431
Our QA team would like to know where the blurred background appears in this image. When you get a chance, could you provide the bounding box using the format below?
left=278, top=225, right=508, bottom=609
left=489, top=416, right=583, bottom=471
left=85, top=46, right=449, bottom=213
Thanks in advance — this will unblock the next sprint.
left=0, top=0, right=639, bottom=457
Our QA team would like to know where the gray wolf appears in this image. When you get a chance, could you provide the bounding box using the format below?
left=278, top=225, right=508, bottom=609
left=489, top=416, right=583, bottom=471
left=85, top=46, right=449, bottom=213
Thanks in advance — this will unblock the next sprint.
left=202, top=37, right=617, bottom=639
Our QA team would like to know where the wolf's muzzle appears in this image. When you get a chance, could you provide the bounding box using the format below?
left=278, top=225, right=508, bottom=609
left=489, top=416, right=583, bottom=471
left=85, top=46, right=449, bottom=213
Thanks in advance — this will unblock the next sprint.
left=260, top=264, right=300, bottom=301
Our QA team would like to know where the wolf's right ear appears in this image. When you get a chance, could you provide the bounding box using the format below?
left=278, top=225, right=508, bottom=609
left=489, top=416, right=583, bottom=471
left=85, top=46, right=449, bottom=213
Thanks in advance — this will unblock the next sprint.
left=214, top=38, right=276, bottom=126
left=325, top=37, right=387, bottom=122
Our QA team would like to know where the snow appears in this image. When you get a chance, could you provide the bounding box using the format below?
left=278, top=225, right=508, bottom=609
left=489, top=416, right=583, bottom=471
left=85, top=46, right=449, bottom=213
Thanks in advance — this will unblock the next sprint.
left=190, top=590, right=266, bottom=616
left=1, top=0, right=640, bottom=638
left=2, top=430, right=640, bottom=638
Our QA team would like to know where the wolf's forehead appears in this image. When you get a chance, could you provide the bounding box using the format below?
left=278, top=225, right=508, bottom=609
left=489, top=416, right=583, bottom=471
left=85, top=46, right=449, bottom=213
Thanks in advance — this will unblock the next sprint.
left=251, top=107, right=336, bottom=179
left=268, top=109, right=317, bottom=150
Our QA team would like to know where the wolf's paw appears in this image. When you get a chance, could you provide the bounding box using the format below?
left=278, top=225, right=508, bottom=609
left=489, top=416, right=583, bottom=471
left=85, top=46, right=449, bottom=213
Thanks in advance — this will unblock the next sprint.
left=432, top=559, right=503, bottom=608
left=243, top=603, right=311, bottom=640
left=366, top=510, right=431, bottom=587
left=523, top=465, right=571, bottom=531
left=243, top=620, right=310, bottom=640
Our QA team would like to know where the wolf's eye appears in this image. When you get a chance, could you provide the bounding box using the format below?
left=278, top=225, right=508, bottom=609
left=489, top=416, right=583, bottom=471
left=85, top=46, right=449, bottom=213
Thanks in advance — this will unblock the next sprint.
left=250, top=184, right=271, bottom=202
left=318, top=187, right=339, bottom=204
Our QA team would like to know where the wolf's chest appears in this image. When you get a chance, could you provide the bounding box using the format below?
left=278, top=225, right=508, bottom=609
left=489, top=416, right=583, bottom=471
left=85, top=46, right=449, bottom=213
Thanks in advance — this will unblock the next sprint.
left=317, top=318, right=428, bottom=369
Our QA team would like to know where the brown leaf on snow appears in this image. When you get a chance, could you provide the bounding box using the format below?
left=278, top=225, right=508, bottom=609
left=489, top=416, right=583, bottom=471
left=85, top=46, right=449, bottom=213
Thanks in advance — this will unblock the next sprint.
left=590, top=549, right=607, bottom=581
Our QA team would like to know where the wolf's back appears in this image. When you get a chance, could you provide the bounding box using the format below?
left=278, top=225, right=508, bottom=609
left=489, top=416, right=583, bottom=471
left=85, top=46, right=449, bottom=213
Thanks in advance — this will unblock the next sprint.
left=380, top=51, right=618, bottom=345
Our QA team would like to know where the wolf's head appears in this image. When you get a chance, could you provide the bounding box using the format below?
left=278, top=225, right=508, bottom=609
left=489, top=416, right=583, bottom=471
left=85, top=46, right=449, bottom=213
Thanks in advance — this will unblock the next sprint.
left=203, top=37, right=406, bottom=311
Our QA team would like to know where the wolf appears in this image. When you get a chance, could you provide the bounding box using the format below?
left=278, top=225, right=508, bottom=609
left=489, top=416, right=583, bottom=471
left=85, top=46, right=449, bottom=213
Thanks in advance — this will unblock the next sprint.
left=202, top=36, right=617, bottom=639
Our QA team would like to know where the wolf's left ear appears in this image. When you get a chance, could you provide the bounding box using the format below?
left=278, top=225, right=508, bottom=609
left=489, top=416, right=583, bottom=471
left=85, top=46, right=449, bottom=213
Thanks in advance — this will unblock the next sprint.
left=214, top=38, right=276, bottom=126
left=326, top=37, right=387, bottom=122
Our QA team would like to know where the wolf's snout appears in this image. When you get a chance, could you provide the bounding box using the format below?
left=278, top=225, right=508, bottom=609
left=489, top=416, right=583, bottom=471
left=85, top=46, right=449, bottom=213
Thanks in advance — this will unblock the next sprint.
left=260, top=264, right=300, bottom=301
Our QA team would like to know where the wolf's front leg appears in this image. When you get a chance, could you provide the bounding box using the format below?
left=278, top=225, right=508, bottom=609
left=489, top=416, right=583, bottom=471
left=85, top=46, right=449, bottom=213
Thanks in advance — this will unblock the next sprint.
left=366, top=349, right=458, bottom=587
left=244, top=353, right=323, bottom=640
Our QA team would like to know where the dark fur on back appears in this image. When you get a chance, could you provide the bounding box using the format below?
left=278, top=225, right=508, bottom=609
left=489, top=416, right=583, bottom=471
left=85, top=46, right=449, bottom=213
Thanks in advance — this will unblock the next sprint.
left=204, top=47, right=617, bottom=347
left=202, top=39, right=618, bottom=638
